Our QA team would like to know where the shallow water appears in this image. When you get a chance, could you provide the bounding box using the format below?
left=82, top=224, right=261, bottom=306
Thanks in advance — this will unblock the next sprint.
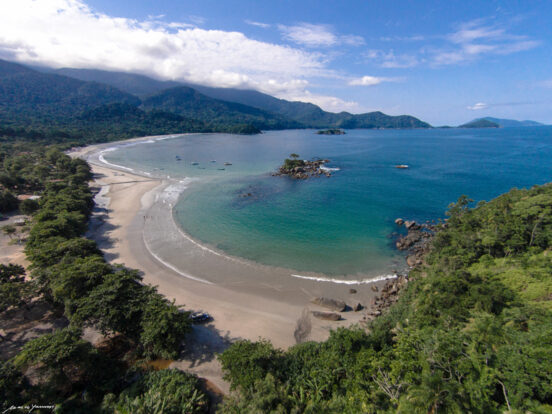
left=104, top=127, right=552, bottom=277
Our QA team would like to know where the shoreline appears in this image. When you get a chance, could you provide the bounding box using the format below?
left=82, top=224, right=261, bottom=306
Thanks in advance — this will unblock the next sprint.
left=72, top=135, right=396, bottom=390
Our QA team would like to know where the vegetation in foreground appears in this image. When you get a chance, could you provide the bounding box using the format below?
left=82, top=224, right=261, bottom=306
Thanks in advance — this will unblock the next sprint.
left=218, top=186, right=552, bottom=413
left=0, top=142, right=208, bottom=412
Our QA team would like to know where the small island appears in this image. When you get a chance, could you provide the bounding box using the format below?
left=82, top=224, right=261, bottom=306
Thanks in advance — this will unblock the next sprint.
left=316, top=129, right=346, bottom=135
left=273, top=153, right=332, bottom=179
left=458, top=119, right=500, bottom=128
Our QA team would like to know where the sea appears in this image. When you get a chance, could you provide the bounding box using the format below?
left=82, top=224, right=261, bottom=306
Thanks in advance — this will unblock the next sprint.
left=102, top=127, right=552, bottom=278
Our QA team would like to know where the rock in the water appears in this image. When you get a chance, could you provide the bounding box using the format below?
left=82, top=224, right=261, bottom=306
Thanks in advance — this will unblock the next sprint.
left=395, top=218, right=404, bottom=226
left=352, top=303, right=363, bottom=312
left=311, top=311, right=341, bottom=321
left=311, top=297, right=346, bottom=312
left=404, top=220, right=417, bottom=230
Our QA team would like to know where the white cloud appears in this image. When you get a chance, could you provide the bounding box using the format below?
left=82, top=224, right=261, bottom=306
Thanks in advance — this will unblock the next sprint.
left=365, top=49, right=420, bottom=68
left=367, top=20, right=538, bottom=68
left=432, top=20, right=539, bottom=66
left=348, top=75, right=402, bottom=86
left=285, top=90, right=359, bottom=112
left=467, top=102, right=488, bottom=110
left=245, top=20, right=271, bottom=29
left=0, top=0, right=359, bottom=110
left=279, top=23, right=364, bottom=48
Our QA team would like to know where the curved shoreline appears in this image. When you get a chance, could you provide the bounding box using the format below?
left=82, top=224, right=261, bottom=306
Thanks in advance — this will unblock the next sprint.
left=73, top=135, right=394, bottom=348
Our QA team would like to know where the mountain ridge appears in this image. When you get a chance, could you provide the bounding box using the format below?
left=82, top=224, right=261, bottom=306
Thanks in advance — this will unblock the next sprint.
left=42, top=65, right=431, bottom=129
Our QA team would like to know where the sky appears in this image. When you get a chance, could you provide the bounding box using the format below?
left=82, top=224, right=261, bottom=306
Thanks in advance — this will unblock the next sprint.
left=0, top=0, right=551, bottom=125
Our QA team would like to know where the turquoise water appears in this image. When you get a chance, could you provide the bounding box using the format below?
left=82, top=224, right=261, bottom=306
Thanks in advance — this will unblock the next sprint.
left=104, top=127, right=552, bottom=276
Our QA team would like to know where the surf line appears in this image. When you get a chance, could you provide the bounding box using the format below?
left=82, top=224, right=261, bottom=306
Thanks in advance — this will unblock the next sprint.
left=142, top=231, right=214, bottom=285
left=290, top=273, right=398, bottom=285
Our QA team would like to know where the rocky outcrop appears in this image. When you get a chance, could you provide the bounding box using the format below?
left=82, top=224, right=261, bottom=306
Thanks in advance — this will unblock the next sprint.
left=273, top=159, right=332, bottom=179
left=316, top=129, right=346, bottom=135
left=363, top=275, right=409, bottom=321
left=395, top=219, right=440, bottom=268
left=311, top=297, right=347, bottom=312
left=311, top=311, right=342, bottom=321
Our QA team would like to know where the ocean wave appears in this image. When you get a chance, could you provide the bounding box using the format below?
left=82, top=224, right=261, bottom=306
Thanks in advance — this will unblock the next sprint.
left=290, top=273, right=397, bottom=285
left=98, top=148, right=135, bottom=172
left=320, top=165, right=340, bottom=172
left=142, top=231, right=214, bottom=285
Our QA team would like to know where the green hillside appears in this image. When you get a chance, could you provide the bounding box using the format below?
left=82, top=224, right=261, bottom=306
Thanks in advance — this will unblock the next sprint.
left=44, top=65, right=432, bottom=129
left=0, top=60, right=260, bottom=138
left=219, top=185, right=552, bottom=412
left=141, top=86, right=303, bottom=130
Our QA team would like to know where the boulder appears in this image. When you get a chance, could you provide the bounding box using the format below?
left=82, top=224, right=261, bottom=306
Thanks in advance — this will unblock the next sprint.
left=395, top=218, right=404, bottom=226
left=311, top=297, right=347, bottom=312
left=404, top=220, right=417, bottom=230
left=406, top=255, right=419, bottom=267
left=352, top=303, right=363, bottom=312
left=349, top=288, right=357, bottom=294
left=371, top=285, right=379, bottom=292
left=311, top=311, right=341, bottom=321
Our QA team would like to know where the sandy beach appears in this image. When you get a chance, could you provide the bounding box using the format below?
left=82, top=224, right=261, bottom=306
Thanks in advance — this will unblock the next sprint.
left=72, top=136, right=394, bottom=391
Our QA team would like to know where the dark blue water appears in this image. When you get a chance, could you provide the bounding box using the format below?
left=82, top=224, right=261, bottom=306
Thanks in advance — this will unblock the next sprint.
left=105, top=127, right=552, bottom=276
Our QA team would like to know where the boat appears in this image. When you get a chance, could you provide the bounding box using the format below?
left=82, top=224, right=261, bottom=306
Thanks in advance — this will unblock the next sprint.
left=191, top=162, right=199, bottom=165
left=175, top=155, right=181, bottom=161
left=224, top=162, right=232, bottom=165
left=217, top=168, right=226, bottom=170
left=395, top=164, right=409, bottom=169
left=210, top=160, right=217, bottom=163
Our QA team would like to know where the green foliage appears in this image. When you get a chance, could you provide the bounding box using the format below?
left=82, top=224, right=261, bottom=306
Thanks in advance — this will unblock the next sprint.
left=0, top=361, right=26, bottom=411
left=218, top=339, right=285, bottom=391
left=101, top=369, right=208, bottom=414
left=0, top=263, right=30, bottom=312
left=0, top=189, right=18, bottom=212
left=139, top=293, right=191, bottom=360
left=220, top=184, right=552, bottom=412
left=13, top=328, right=121, bottom=403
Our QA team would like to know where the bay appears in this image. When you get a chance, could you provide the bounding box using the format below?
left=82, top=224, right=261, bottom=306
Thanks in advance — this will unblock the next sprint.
left=104, top=127, right=552, bottom=276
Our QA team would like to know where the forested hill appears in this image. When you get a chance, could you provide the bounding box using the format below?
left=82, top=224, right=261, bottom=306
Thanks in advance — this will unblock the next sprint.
left=43, top=65, right=432, bottom=129
left=0, top=60, right=262, bottom=138
left=141, top=86, right=302, bottom=130
left=218, top=185, right=552, bottom=412
left=0, top=60, right=140, bottom=124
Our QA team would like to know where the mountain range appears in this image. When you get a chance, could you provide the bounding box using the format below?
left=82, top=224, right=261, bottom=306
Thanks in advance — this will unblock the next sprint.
left=34, top=63, right=431, bottom=130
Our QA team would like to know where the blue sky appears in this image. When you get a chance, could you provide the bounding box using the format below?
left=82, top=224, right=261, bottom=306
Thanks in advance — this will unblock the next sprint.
left=1, top=0, right=551, bottom=125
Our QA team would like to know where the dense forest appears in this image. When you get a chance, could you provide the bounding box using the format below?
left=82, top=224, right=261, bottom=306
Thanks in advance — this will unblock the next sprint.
left=0, top=141, right=209, bottom=412
left=217, top=187, right=552, bottom=412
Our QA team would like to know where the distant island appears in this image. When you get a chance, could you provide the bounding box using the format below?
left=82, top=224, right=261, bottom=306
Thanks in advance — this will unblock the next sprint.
left=316, top=129, right=346, bottom=135
left=458, top=117, right=546, bottom=129
left=476, top=117, right=545, bottom=128
left=458, top=119, right=500, bottom=128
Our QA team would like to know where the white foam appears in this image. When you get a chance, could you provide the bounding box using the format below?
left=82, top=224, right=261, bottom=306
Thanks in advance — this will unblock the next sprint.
left=290, top=273, right=398, bottom=285
left=320, top=165, right=340, bottom=172
left=142, top=231, right=214, bottom=285
left=98, top=148, right=135, bottom=172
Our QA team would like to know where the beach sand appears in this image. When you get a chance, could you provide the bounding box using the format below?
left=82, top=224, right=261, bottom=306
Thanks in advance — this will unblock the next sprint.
left=72, top=138, right=394, bottom=392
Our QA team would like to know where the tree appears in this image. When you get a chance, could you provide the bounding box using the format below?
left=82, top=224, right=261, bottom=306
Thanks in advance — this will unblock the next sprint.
left=289, top=153, right=300, bottom=160
left=0, top=263, right=29, bottom=312
left=13, top=328, right=120, bottom=401
left=139, top=293, right=191, bottom=360
left=102, top=369, right=208, bottom=414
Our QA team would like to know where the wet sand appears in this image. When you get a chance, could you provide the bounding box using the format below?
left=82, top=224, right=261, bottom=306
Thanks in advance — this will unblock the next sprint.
left=71, top=137, right=394, bottom=391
